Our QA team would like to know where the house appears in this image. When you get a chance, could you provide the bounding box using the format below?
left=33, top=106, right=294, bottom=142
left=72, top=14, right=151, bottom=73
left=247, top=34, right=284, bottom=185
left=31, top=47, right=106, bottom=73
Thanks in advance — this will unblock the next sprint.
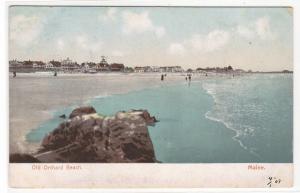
left=32, top=62, right=39, bottom=68
left=159, top=66, right=183, bottom=73
left=134, top=67, right=146, bottom=73
left=23, top=60, right=34, bottom=68
left=171, top=66, right=184, bottom=72
left=45, top=62, right=54, bottom=69
left=9, top=59, right=23, bottom=67
left=110, top=63, right=125, bottom=71
left=61, top=57, right=79, bottom=71
left=151, top=66, right=161, bottom=72
left=96, top=63, right=110, bottom=71
left=234, top=69, right=245, bottom=73
left=32, top=61, right=45, bottom=68
left=81, top=62, right=98, bottom=72
left=143, top=66, right=152, bottom=72
left=46, top=60, right=61, bottom=70
left=82, top=63, right=90, bottom=73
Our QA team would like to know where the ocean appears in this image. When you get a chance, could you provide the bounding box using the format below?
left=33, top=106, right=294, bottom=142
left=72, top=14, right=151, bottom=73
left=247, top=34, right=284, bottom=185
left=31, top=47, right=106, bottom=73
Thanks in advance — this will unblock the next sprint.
left=26, top=73, right=293, bottom=163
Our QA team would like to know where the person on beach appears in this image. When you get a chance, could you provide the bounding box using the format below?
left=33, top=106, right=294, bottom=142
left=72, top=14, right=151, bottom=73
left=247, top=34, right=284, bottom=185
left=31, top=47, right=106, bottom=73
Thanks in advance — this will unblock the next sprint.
left=188, top=74, right=191, bottom=82
left=54, top=71, right=57, bottom=76
left=185, top=76, right=188, bottom=81
left=13, top=71, right=16, bottom=78
left=161, top=74, right=164, bottom=81
left=188, top=76, right=191, bottom=86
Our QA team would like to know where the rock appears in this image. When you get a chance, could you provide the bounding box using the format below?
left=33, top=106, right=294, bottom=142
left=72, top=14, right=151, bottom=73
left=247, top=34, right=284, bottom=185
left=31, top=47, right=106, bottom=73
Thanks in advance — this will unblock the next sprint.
left=59, top=114, right=66, bottom=119
left=10, top=153, right=41, bottom=163
left=34, top=107, right=158, bottom=163
left=131, top=109, right=158, bottom=125
left=69, top=106, right=96, bottom=119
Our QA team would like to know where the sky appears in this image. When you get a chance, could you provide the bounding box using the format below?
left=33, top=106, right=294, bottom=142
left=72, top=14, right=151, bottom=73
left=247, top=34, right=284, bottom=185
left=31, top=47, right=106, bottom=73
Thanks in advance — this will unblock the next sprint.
left=9, top=6, right=293, bottom=71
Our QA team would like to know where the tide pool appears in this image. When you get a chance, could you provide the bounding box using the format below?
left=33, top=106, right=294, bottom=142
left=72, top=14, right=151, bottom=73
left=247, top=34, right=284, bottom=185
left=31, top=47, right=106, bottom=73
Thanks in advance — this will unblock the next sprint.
left=26, top=74, right=293, bottom=163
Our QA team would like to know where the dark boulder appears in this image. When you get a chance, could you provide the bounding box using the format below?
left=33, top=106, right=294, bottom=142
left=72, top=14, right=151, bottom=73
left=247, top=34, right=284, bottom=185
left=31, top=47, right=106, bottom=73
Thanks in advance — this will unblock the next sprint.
left=69, top=106, right=97, bottom=119
left=10, top=153, right=40, bottom=163
left=132, top=109, right=158, bottom=125
left=59, top=114, right=66, bottom=119
left=34, top=107, right=158, bottom=163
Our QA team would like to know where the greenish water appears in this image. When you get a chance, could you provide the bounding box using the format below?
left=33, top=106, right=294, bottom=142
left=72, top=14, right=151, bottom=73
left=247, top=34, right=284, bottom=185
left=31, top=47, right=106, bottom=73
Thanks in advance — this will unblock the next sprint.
left=27, top=74, right=293, bottom=163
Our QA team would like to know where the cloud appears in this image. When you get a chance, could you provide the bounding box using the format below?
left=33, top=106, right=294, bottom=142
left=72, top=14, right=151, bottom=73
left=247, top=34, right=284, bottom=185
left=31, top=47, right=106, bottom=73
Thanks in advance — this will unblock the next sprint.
left=122, top=11, right=165, bottom=38
left=54, top=35, right=102, bottom=61
left=10, top=14, right=44, bottom=47
left=99, top=8, right=117, bottom=22
left=235, top=16, right=275, bottom=40
left=236, top=25, right=255, bottom=39
left=255, top=17, right=275, bottom=40
left=192, top=30, right=230, bottom=52
left=155, top=26, right=166, bottom=38
left=168, top=43, right=186, bottom=55
left=75, top=35, right=102, bottom=53
left=57, top=39, right=64, bottom=50
left=167, top=30, right=230, bottom=55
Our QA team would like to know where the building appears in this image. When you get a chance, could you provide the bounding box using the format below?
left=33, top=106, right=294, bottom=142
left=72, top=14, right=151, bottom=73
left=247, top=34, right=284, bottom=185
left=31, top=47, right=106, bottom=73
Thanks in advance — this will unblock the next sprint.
left=234, top=69, right=245, bottom=73
left=45, top=62, right=54, bottom=69
left=96, top=63, right=110, bottom=71
left=110, top=63, right=125, bottom=71
left=151, top=66, right=161, bottom=72
left=134, top=66, right=146, bottom=73
left=9, top=59, right=23, bottom=68
left=82, top=63, right=90, bottom=73
left=159, top=66, right=183, bottom=73
left=22, top=60, right=34, bottom=68
left=32, top=61, right=45, bottom=69
left=61, top=57, right=79, bottom=71
left=9, top=59, right=24, bottom=72
left=143, top=66, right=152, bottom=72
left=46, top=60, right=61, bottom=70
left=96, top=56, right=110, bottom=71
left=171, top=66, right=184, bottom=72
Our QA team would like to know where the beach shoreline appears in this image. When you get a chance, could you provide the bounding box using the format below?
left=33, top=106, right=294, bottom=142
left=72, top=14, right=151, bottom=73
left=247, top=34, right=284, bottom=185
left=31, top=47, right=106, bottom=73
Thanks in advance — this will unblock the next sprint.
left=9, top=73, right=293, bottom=163
left=10, top=73, right=209, bottom=153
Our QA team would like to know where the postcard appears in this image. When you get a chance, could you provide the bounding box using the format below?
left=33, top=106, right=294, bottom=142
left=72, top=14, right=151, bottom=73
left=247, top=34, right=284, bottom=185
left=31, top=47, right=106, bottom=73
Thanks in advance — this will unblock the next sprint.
left=8, top=2, right=294, bottom=189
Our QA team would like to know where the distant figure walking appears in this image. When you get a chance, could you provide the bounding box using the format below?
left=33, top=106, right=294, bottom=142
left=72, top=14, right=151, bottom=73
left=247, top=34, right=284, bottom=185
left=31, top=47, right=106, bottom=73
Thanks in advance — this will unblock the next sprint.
left=54, top=71, right=57, bottom=77
left=185, top=76, right=188, bottom=81
left=13, top=71, right=16, bottom=78
left=205, top=73, right=208, bottom=77
left=187, top=74, right=191, bottom=87
left=161, top=74, right=164, bottom=81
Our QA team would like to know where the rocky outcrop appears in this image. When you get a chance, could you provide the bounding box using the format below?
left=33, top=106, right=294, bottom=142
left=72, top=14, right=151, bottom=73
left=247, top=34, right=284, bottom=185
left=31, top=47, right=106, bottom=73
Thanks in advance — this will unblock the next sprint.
left=10, top=153, right=41, bottom=163
left=30, top=106, right=158, bottom=163
left=68, top=106, right=97, bottom=119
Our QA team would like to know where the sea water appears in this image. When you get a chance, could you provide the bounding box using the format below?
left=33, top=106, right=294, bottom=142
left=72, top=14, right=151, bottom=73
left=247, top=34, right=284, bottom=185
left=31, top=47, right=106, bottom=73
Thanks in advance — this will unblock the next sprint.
left=26, top=74, right=293, bottom=163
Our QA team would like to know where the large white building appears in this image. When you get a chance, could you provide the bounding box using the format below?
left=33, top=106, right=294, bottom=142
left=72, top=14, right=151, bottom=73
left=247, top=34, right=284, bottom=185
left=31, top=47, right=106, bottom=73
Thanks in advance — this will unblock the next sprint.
left=45, top=62, right=54, bottom=69
left=61, top=57, right=79, bottom=71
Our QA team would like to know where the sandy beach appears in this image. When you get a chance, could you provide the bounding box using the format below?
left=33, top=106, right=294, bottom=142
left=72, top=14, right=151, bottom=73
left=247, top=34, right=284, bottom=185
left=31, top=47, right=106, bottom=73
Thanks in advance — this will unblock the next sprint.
left=9, top=72, right=193, bottom=153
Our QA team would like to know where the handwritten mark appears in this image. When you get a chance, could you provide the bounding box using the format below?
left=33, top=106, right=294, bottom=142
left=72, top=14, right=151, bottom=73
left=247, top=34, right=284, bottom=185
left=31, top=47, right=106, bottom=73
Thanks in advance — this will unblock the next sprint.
left=267, top=177, right=281, bottom=187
